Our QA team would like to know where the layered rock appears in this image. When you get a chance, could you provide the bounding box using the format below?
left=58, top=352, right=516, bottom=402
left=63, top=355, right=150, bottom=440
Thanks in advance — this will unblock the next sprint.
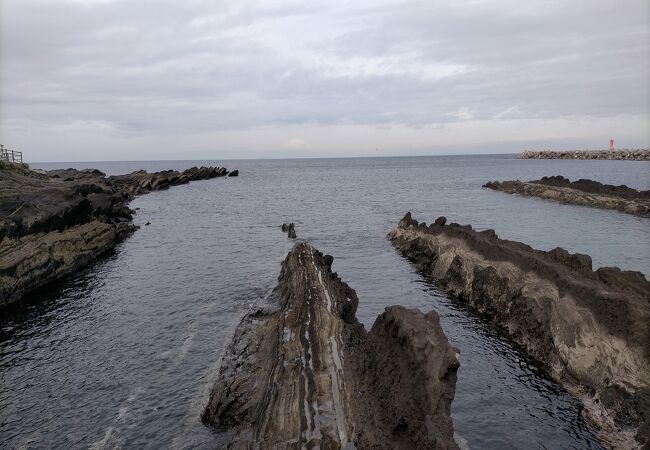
left=389, top=213, right=650, bottom=448
left=203, top=243, right=460, bottom=449
left=518, top=149, right=650, bottom=161
left=485, top=176, right=650, bottom=217
left=0, top=165, right=227, bottom=307
left=108, top=166, right=228, bottom=197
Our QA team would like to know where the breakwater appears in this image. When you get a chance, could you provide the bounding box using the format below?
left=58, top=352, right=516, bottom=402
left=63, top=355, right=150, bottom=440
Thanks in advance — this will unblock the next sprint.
left=519, top=149, right=650, bottom=161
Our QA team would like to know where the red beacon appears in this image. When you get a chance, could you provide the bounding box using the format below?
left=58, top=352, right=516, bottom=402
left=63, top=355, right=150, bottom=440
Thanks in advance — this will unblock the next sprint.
left=610, top=139, right=615, bottom=152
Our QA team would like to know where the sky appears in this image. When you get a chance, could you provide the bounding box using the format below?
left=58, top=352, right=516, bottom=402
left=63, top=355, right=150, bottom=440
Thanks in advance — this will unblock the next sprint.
left=1, top=0, right=649, bottom=162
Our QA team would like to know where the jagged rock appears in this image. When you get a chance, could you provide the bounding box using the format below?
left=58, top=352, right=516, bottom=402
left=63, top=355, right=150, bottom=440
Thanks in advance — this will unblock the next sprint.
left=389, top=212, right=650, bottom=448
left=484, top=176, right=650, bottom=217
left=0, top=221, right=136, bottom=307
left=518, top=149, right=650, bottom=161
left=108, top=166, right=227, bottom=197
left=203, top=243, right=460, bottom=449
left=0, top=165, right=228, bottom=307
left=281, top=222, right=296, bottom=238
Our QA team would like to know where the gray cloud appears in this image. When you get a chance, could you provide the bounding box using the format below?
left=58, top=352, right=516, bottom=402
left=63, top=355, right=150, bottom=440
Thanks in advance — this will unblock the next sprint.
left=1, top=0, right=648, bottom=161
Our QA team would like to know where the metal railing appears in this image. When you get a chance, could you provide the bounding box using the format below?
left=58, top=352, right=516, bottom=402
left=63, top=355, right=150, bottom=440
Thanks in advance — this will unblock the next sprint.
left=0, top=145, right=23, bottom=163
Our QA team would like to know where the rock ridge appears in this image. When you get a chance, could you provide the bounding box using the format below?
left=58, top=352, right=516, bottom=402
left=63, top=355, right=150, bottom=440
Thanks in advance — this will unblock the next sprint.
left=202, top=243, right=460, bottom=449
left=0, top=165, right=228, bottom=307
left=484, top=176, right=650, bottom=217
left=389, top=212, right=650, bottom=448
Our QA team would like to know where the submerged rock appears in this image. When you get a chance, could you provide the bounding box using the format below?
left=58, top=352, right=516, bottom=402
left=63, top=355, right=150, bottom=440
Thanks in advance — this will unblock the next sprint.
left=389, top=212, right=650, bottom=448
left=484, top=176, right=650, bottom=217
left=202, top=243, right=460, bottom=449
left=0, top=165, right=228, bottom=307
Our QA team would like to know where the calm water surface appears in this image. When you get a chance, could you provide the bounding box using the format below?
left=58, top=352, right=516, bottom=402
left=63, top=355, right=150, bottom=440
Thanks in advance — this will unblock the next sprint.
left=2, top=155, right=649, bottom=449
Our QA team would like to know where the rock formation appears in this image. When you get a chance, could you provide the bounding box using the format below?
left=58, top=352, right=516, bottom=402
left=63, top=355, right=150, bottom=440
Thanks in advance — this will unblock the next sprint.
left=228, top=169, right=239, bottom=177
left=108, top=166, right=227, bottom=197
left=518, top=149, right=650, bottom=161
left=484, top=176, right=650, bottom=217
left=0, top=165, right=228, bottom=307
left=281, top=222, right=297, bottom=238
left=389, top=213, right=650, bottom=448
left=203, top=243, right=460, bottom=449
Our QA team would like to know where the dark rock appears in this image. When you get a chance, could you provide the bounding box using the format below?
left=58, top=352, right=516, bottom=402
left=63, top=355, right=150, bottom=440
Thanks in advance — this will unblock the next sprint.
left=389, top=212, right=650, bottom=448
left=0, top=165, right=229, bottom=307
left=202, top=243, right=459, bottom=449
left=228, top=169, right=239, bottom=177
left=281, top=223, right=296, bottom=238
left=485, top=176, right=650, bottom=217
left=434, top=216, right=447, bottom=226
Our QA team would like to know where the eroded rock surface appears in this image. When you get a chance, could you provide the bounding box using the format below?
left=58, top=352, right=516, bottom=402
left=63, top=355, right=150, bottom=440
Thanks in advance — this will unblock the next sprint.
left=108, top=166, right=227, bottom=197
left=0, top=165, right=227, bottom=307
left=389, top=212, right=650, bottom=448
left=203, top=243, right=460, bottom=449
left=485, top=176, right=650, bottom=217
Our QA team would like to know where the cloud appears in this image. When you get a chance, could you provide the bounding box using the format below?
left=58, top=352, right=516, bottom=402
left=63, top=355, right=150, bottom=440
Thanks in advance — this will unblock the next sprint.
left=0, top=0, right=648, bottom=160
left=284, top=137, right=306, bottom=149
left=493, top=105, right=521, bottom=119
left=447, top=107, right=474, bottom=121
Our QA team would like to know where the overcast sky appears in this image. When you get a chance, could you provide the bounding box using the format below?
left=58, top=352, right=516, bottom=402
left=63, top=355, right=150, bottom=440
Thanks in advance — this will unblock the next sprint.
left=1, top=0, right=648, bottom=161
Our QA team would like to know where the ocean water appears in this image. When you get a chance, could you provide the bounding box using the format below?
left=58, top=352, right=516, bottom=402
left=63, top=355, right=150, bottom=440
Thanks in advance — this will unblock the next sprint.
left=1, top=155, right=648, bottom=449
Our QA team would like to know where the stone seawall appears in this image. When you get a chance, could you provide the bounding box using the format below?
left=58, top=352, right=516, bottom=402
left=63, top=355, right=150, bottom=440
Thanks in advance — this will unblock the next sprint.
left=518, top=149, right=650, bottom=161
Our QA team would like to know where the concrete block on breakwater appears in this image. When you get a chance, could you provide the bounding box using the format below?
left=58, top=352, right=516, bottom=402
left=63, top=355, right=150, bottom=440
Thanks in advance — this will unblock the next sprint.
left=518, top=149, right=650, bottom=161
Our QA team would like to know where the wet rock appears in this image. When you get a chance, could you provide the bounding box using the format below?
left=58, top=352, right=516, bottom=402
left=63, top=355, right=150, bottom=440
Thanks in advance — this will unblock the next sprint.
left=108, top=166, right=227, bottom=197
left=389, top=212, right=650, bottom=448
left=484, top=176, right=650, bottom=217
left=0, top=165, right=229, bottom=307
left=0, top=221, right=136, bottom=307
left=203, top=243, right=460, bottom=449
left=281, top=222, right=296, bottom=238
left=228, top=169, right=239, bottom=177
left=434, top=216, right=447, bottom=226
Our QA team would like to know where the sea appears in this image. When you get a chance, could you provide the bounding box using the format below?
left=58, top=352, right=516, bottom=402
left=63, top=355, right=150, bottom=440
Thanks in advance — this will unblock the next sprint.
left=1, top=154, right=648, bottom=449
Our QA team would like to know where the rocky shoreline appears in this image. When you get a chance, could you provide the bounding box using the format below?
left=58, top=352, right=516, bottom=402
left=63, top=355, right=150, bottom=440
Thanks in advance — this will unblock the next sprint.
left=484, top=175, right=650, bottom=217
left=518, top=149, right=650, bottom=161
left=0, top=164, right=232, bottom=307
left=202, top=243, right=460, bottom=449
left=388, top=213, right=650, bottom=448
